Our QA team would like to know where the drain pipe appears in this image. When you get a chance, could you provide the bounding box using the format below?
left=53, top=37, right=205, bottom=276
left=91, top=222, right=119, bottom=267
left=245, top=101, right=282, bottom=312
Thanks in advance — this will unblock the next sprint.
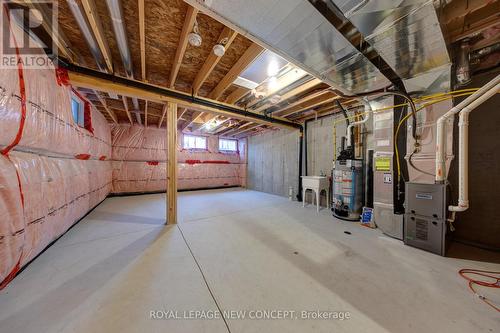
left=297, top=126, right=304, bottom=202
left=435, top=74, right=500, bottom=183
left=449, top=81, right=500, bottom=212
left=346, top=98, right=371, bottom=148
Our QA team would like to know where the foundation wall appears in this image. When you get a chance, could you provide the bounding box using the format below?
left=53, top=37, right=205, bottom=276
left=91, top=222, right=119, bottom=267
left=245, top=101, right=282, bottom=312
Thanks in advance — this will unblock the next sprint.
left=110, top=125, right=247, bottom=194
left=247, top=129, right=299, bottom=198
left=0, top=17, right=111, bottom=287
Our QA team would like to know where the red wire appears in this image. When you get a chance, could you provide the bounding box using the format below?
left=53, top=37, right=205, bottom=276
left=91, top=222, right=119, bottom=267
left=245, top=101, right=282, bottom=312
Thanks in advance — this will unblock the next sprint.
left=459, top=269, right=500, bottom=312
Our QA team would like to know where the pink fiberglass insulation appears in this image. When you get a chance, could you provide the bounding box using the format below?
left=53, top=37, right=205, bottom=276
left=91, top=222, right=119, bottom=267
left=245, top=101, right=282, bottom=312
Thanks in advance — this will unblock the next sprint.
left=7, top=152, right=112, bottom=266
left=0, top=60, right=111, bottom=159
left=111, top=125, right=167, bottom=161
left=0, top=145, right=112, bottom=287
left=0, top=16, right=112, bottom=287
left=178, top=163, right=241, bottom=190
left=0, top=8, right=110, bottom=159
left=0, top=155, right=24, bottom=285
left=110, top=124, right=247, bottom=193
left=112, top=161, right=167, bottom=193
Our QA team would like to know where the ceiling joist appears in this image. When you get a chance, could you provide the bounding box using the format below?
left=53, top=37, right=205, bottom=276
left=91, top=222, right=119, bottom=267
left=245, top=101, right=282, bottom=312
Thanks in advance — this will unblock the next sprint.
left=95, top=91, right=118, bottom=124
left=225, top=86, right=249, bottom=104
left=65, top=66, right=299, bottom=129
left=192, top=27, right=238, bottom=95
left=121, top=95, right=133, bottom=124
left=80, top=0, right=114, bottom=72
left=209, top=43, right=264, bottom=100
left=169, top=5, right=199, bottom=88
left=253, top=78, right=323, bottom=113
left=231, top=124, right=263, bottom=137
left=158, top=104, right=168, bottom=128
left=280, top=95, right=340, bottom=118
left=138, top=0, right=146, bottom=80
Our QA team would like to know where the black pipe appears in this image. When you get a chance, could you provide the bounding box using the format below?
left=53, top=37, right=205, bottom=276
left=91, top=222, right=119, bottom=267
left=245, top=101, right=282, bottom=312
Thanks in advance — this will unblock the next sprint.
left=297, top=127, right=304, bottom=202
left=56, top=59, right=302, bottom=130
left=304, top=120, right=308, bottom=176
left=337, top=100, right=350, bottom=126
left=303, top=110, right=341, bottom=183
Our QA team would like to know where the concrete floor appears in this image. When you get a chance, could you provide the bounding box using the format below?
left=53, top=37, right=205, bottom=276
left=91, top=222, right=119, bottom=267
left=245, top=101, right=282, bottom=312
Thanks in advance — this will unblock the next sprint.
left=0, top=188, right=498, bottom=333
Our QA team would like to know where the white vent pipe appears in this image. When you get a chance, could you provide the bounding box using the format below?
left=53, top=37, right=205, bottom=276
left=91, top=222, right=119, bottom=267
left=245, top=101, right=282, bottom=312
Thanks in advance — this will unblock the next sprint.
left=435, top=74, right=500, bottom=183
left=448, top=82, right=500, bottom=212
left=346, top=98, right=371, bottom=147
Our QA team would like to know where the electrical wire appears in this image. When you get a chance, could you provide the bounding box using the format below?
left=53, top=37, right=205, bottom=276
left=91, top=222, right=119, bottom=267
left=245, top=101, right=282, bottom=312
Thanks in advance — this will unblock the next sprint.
left=330, top=89, right=496, bottom=171
left=459, top=269, right=500, bottom=312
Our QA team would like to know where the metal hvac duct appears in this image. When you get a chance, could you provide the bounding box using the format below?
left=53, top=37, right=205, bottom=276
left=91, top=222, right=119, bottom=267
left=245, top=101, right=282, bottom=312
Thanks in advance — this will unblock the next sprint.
left=105, top=0, right=133, bottom=78
left=184, top=0, right=390, bottom=94
left=105, top=0, right=141, bottom=119
left=330, top=0, right=451, bottom=95
left=185, top=0, right=450, bottom=95
left=66, top=0, right=107, bottom=71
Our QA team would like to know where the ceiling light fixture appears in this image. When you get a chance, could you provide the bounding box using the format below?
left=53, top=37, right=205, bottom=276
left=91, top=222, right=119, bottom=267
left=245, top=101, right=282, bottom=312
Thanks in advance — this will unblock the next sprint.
left=213, top=37, right=229, bottom=57
left=188, top=19, right=202, bottom=47
left=267, top=59, right=280, bottom=77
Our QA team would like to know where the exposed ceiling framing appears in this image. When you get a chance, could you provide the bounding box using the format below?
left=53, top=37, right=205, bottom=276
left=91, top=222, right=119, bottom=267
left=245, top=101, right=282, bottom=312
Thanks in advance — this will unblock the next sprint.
left=64, top=64, right=300, bottom=129
left=168, top=5, right=198, bottom=88
left=121, top=95, right=133, bottom=124
left=53, top=0, right=309, bottom=137
left=80, top=0, right=114, bottom=72
left=440, top=0, right=500, bottom=43
left=209, top=43, right=264, bottom=100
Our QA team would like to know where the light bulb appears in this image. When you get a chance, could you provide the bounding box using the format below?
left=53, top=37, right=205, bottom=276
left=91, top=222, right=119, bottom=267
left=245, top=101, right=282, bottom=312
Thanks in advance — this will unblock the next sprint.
left=213, top=44, right=226, bottom=57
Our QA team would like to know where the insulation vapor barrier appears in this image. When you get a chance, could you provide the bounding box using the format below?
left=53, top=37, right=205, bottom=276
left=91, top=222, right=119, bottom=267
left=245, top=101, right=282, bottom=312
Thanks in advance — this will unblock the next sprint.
left=0, top=16, right=111, bottom=288
left=0, top=9, right=247, bottom=288
left=110, top=125, right=247, bottom=194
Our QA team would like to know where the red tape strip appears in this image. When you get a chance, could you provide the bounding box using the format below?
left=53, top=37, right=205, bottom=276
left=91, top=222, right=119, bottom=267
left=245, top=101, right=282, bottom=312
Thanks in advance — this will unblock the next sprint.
left=184, top=160, right=231, bottom=165
left=75, top=154, right=91, bottom=160
left=0, top=258, right=21, bottom=290
left=55, top=67, right=70, bottom=86
left=0, top=4, right=25, bottom=290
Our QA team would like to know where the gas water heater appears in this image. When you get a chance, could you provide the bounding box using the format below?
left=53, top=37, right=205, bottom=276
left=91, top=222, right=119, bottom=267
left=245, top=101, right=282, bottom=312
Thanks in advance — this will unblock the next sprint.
left=332, top=159, right=364, bottom=221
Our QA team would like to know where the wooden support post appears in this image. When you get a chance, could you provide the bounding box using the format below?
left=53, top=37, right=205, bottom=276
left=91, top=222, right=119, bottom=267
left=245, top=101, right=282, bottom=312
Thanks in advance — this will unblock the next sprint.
left=167, top=102, right=178, bottom=224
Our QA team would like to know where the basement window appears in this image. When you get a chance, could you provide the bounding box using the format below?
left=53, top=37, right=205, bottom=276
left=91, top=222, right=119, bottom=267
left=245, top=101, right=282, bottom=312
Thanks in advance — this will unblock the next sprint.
left=71, top=93, right=84, bottom=127
left=219, top=138, right=238, bottom=152
left=183, top=135, right=207, bottom=150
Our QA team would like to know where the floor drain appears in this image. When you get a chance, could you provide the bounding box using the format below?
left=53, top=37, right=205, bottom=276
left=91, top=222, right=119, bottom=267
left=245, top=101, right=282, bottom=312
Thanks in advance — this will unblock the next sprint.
left=344, top=231, right=351, bottom=235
